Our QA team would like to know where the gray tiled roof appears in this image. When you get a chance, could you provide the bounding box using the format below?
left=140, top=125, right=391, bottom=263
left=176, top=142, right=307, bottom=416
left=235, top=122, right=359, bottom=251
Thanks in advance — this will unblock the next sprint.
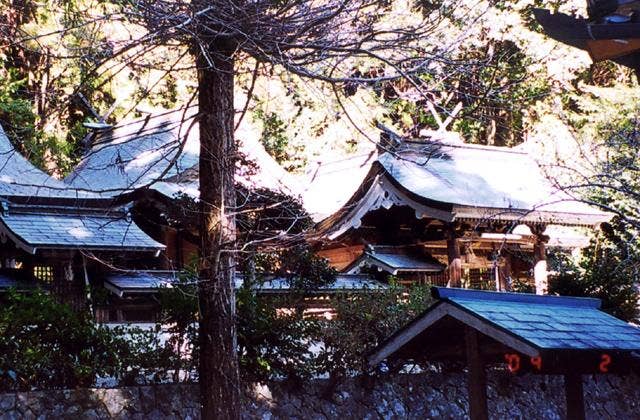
left=435, top=288, right=640, bottom=351
left=65, top=108, right=199, bottom=196
left=235, top=274, right=388, bottom=293
left=65, top=107, right=300, bottom=198
left=0, top=212, right=165, bottom=251
left=105, top=271, right=176, bottom=296
left=0, top=125, right=96, bottom=199
left=370, top=253, right=433, bottom=270
left=366, top=250, right=443, bottom=273
left=105, top=272, right=386, bottom=296
left=377, top=142, right=609, bottom=224
left=345, top=246, right=444, bottom=274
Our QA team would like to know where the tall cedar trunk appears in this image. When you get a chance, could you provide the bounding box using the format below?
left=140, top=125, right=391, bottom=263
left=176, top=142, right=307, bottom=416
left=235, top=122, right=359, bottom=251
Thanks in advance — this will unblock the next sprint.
left=197, top=45, right=241, bottom=420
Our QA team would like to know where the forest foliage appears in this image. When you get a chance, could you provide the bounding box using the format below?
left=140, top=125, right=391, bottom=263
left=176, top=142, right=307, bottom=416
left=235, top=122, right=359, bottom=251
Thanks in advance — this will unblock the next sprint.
left=2, top=0, right=635, bottom=170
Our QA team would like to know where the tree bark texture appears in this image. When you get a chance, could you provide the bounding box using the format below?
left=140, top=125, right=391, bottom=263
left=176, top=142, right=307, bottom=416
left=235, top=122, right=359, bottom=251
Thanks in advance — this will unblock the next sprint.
left=197, top=45, right=241, bottom=420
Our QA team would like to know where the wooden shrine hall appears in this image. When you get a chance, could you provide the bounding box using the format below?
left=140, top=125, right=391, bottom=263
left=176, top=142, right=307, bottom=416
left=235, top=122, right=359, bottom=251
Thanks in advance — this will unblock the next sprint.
left=368, top=287, right=640, bottom=420
left=0, top=124, right=166, bottom=318
left=313, top=133, right=611, bottom=294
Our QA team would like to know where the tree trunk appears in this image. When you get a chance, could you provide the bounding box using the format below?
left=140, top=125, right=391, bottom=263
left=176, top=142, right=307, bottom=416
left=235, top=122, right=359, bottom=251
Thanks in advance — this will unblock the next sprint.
left=197, top=44, right=241, bottom=420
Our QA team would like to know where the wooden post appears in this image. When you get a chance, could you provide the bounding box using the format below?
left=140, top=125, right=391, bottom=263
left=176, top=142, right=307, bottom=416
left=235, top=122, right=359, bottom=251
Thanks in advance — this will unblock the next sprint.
left=532, top=225, right=548, bottom=295
left=493, top=253, right=500, bottom=291
left=176, top=228, right=183, bottom=269
left=500, top=254, right=512, bottom=292
left=564, top=373, right=585, bottom=420
left=465, top=327, right=488, bottom=420
left=447, top=223, right=462, bottom=288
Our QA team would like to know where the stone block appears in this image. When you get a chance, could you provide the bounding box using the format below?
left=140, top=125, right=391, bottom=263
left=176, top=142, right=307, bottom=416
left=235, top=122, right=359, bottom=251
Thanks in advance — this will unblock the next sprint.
left=138, top=386, right=156, bottom=413
left=102, top=389, right=127, bottom=417
left=1, top=410, right=21, bottom=420
left=0, top=395, right=15, bottom=412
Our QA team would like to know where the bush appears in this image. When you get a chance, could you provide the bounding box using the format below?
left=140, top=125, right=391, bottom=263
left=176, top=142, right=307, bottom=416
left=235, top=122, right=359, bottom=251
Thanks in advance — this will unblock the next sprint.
left=0, top=290, right=132, bottom=391
left=549, top=221, right=639, bottom=322
left=316, top=282, right=433, bottom=376
left=237, top=289, right=322, bottom=382
left=0, top=273, right=436, bottom=390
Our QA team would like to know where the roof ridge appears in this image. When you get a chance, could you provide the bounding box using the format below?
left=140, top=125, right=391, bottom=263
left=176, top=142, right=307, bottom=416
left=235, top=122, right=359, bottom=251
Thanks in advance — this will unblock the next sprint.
left=431, top=287, right=601, bottom=309
left=402, top=140, right=528, bottom=155
left=104, top=105, right=198, bottom=133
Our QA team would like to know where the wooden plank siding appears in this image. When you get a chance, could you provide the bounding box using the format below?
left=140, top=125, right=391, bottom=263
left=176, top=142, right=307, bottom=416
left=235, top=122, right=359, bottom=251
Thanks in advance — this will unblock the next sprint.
left=316, top=245, right=365, bottom=271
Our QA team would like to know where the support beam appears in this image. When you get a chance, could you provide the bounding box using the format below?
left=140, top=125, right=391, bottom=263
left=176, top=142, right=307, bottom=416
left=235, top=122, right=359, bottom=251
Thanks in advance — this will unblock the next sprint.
left=465, top=327, right=488, bottom=420
left=564, top=373, right=585, bottom=420
left=532, top=225, right=549, bottom=295
left=500, top=254, right=512, bottom=292
left=447, top=224, right=462, bottom=288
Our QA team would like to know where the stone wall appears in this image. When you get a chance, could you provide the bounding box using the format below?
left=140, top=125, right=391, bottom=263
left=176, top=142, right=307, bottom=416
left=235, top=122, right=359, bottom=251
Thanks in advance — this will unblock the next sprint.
left=1, top=372, right=639, bottom=419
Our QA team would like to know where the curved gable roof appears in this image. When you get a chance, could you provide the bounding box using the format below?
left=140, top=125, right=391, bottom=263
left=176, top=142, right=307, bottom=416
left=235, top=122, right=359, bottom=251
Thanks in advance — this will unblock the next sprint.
left=65, top=107, right=301, bottom=199
left=315, top=140, right=611, bottom=239
left=0, top=125, right=94, bottom=200
left=379, top=142, right=608, bottom=219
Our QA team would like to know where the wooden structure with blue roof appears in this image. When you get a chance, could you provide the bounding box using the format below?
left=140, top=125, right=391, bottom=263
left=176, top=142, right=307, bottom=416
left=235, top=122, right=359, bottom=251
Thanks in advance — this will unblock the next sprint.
left=314, top=130, right=610, bottom=295
left=0, top=124, right=166, bottom=316
left=368, top=287, right=640, bottom=420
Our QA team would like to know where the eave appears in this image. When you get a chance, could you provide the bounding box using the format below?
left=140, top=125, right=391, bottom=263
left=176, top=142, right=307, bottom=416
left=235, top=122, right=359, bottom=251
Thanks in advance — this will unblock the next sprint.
left=315, top=166, right=612, bottom=241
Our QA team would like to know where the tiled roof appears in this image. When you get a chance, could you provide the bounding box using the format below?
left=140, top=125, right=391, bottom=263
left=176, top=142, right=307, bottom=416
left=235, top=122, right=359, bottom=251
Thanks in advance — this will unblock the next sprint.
left=235, top=274, right=388, bottom=293
left=66, top=108, right=200, bottom=196
left=436, top=288, right=640, bottom=351
left=368, top=287, right=640, bottom=368
left=104, top=271, right=176, bottom=296
left=378, top=142, right=610, bottom=225
left=65, top=107, right=301, bottom=198
left=0, top=211, right=165, bottom=252
left=344, top=246, right=444, bottom=274
left=302, top=151, right=378, bottom=222
left=315, top=139, right=611, bottom=240
left=0, top=125, right=96, bottom=199
left=104, top=272, right=386, bottom=296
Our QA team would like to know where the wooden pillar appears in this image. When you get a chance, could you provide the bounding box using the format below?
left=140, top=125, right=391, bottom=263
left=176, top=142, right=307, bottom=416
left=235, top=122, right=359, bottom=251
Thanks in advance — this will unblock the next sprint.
left=500, top=254, right=512, bottom=292
left=447, top=223, right=462, bottom=288
left=163, top=227, right=177, bottom=270
left=176, top=229, right=184, bottom=269
left=564, top=373, right=585, bottom=420
left=532, top=225, right=549, bottom=295
left=465, top=327, right=488, bottom=420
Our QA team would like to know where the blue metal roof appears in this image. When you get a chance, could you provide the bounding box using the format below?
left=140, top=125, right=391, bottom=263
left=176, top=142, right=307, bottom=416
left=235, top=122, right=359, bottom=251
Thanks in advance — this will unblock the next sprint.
left=0, top=272, right=38, bottom=290
left=434, top=287, right=640, bottom=351
left=236, top=274, right=388, bottom=293
left=104, top=271, right=177, bottom=296
left=0, top=211, right=165, bottom=252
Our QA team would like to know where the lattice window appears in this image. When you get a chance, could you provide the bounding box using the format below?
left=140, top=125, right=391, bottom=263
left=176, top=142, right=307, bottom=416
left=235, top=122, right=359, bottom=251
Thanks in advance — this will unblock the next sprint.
left=466, top=268, right=494, bottom=290
left=33, top=266, right=54, bottom=283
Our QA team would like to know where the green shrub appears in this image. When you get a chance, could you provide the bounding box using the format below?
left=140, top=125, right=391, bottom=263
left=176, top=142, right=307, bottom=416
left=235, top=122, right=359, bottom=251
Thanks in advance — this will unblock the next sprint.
left=0, top=290, right=131, bottom=391
left=316, top=283, right=433, bottom=376
left=549, top=220, right=639, bottom=322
